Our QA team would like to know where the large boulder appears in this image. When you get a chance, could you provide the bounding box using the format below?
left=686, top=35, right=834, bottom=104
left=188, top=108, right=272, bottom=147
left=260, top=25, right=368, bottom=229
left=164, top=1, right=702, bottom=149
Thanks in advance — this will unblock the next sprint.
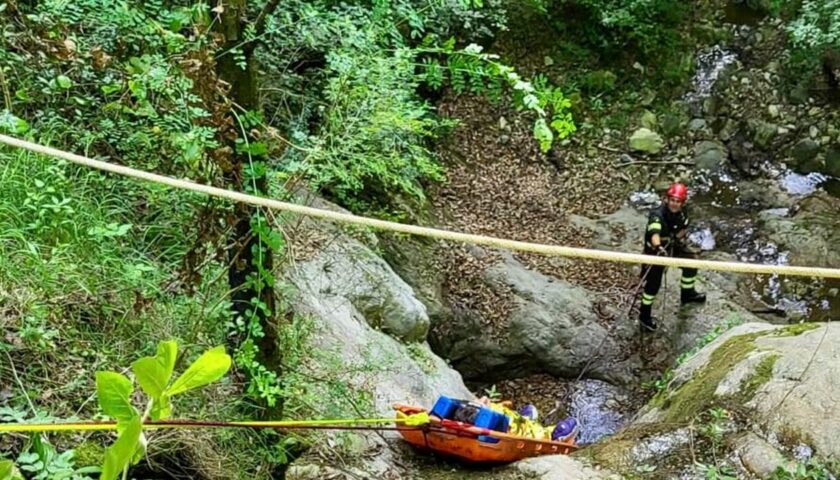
left=693, top=140, right=728, bottom=171
left=292, top=235, right=430, bottom=342
left=434, top=253, right=638, bottom=384
left=824, top=146, right=840, bottom=177
left=788, top=138, right=823, bottom=173
left=286, top=204, right=473, bottom=479
left=587, top=322, right=840, bottom=477
left=629, top=128, right=665, bottom=154
left=380, top=234, right=450, bottom=329
left=737, top=178, right=798, bottom=209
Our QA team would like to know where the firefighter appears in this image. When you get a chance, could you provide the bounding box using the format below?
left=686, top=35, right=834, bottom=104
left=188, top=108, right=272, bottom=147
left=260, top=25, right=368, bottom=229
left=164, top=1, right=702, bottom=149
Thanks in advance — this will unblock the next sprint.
left=639, top=182, right=706, bottom=332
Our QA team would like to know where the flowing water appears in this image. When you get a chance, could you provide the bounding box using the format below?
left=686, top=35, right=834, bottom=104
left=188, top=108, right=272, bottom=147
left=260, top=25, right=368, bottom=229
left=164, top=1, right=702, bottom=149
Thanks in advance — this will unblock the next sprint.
left=566, top=379, right=635, bottom=445
left=684, top=46, right=738, bottom=116
left=685, top=165, right=840, bottom=323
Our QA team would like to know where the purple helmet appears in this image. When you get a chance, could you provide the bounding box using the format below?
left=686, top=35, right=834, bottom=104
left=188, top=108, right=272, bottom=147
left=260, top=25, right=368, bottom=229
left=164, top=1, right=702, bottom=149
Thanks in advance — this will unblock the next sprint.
left=519, top=404, right=539, bottom=421
left=551, top=417, right=578, bottom=441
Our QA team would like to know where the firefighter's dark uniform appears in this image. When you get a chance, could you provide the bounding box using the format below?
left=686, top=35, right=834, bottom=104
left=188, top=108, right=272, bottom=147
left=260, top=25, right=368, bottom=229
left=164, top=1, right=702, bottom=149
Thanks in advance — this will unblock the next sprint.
left=639, top=203, right=705, bottom=329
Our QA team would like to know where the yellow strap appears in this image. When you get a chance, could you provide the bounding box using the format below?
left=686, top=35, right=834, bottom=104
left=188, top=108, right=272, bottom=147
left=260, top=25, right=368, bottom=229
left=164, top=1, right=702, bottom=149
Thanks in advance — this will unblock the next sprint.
left=2, top=134, right=840, bottom=279
left=647, top=222, right=662, bottom=232
left=401, top=412, right=430, bottom=426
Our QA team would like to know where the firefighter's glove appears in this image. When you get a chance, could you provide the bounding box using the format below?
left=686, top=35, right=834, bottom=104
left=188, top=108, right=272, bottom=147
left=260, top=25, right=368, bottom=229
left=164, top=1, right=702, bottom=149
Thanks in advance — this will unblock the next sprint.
left=680, top=241, right=701, bottom=255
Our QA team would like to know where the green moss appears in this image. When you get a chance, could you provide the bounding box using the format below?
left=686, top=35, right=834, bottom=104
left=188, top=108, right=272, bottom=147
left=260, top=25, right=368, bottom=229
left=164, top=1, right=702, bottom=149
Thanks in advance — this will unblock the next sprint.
left=739, top=353, right=779, bottom=400
left=406, top=342, right=437, bottom=375
left=657, top=331, right=766, bottom=424
left=774, top=322, right=820, bottom=337
left=72, top=440, right=105, bottom=467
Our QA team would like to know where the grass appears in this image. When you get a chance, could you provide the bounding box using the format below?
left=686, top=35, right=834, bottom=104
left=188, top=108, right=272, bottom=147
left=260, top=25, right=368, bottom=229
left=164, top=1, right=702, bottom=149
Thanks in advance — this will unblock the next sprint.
left=0, top=146, right=415, bottom=478
left=0, top=147, right=259, bottom=475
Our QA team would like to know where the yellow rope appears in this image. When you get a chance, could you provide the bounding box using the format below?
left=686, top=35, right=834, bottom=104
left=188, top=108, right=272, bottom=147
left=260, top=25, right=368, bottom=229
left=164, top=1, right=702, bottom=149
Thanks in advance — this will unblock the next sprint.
left=0, top=423, right=116, bottom=433
left=2, top=133, right=839, bottom=279
left=0, top=413, right=431, bottom=433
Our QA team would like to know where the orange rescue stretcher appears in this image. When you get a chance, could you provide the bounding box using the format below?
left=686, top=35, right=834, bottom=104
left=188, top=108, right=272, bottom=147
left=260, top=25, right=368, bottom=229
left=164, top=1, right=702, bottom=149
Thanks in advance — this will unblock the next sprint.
left=394, top=401, right=578, bottom=464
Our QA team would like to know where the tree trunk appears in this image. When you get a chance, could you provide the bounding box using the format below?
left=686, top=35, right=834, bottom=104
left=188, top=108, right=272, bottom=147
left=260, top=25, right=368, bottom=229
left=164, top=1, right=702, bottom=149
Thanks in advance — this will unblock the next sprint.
left=214, top=0, right=281, bottom=390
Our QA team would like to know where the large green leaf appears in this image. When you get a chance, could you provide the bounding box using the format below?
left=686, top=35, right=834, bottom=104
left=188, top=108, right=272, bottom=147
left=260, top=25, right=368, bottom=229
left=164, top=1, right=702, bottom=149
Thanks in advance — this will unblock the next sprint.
left=131, top=341, right=177, bottom=403
left=533, top=118, right=554, bottom=152
left=95, top=372, right=138, bottom=422
left=101, top=417, right=141, bottom=480
left=165, top=346, right=231, bottom=397
left=131, top=358, right=168, bottom=399
left=155, top=341, right=178, bottom=380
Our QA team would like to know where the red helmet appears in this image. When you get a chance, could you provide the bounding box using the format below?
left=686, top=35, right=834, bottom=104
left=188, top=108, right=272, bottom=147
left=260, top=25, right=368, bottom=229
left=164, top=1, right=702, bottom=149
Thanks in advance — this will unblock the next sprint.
left=667, top=183, right=688, bottom=202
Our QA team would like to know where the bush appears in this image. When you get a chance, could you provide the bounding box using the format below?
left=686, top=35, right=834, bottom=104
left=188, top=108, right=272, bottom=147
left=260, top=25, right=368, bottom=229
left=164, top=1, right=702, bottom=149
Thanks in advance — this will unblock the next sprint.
left=531, top=0, right=689, bottom=62
left=781, top=0, right=840, bottom=90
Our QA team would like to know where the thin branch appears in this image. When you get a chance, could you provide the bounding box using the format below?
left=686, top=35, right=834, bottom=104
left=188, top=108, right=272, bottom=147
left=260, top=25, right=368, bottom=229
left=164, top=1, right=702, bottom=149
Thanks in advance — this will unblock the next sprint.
left=253, top=0, right=281, bottom=38
left=3, top=350, right=37, bottom=415
left=615, top=160, right=695, bottom=168
left=595, top=144, right=622, bottom=153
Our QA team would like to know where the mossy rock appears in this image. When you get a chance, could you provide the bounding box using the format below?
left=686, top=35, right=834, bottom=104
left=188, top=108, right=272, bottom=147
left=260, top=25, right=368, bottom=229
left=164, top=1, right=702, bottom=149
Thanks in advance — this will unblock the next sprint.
left=654, top=330, right=766, bottom=423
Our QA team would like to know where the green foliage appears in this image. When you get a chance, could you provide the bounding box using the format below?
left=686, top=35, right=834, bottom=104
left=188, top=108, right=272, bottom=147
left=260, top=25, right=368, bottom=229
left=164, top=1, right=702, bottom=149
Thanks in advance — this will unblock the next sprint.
left=770, top=458, right=838, bottom=479
left=18, top=312, right=60, bottom=354
left=483, top=384, right=502, bottom=402
left=261, top=0, right=572, bottom=212
left=0, top=0, right=217, bottom=178
left=0, top=111, right=30, bottom=135
left=419, top=42, right=575, bottom=152
left=166, top=346, right=232, bottom=396
left=131, top=341, right=177, bottom=400
left=14, top=435, right=98, bottom=480
left=95, top=372, right=137, bottom=422
left=787, top=1, right=840, bottom=52
left=100, top=418, right=141, bottom=480
left=289, top=46, right=449, bottom=208
left=368, top=0, right=509, bottom=40
left=0, top=459, right=23, bottom=480
left=694, top=462, right=737, bottom=480
left=530, top=0, right=688, bottom=58
left=650, top=368, right=675, bottom=393
left=693, top=408, right=735, bottom=480
left=95, top=340, right=231, bottom=480
left=698, top=407, right=729, bottom=445
left=778, top=0, right=840, bottom=89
